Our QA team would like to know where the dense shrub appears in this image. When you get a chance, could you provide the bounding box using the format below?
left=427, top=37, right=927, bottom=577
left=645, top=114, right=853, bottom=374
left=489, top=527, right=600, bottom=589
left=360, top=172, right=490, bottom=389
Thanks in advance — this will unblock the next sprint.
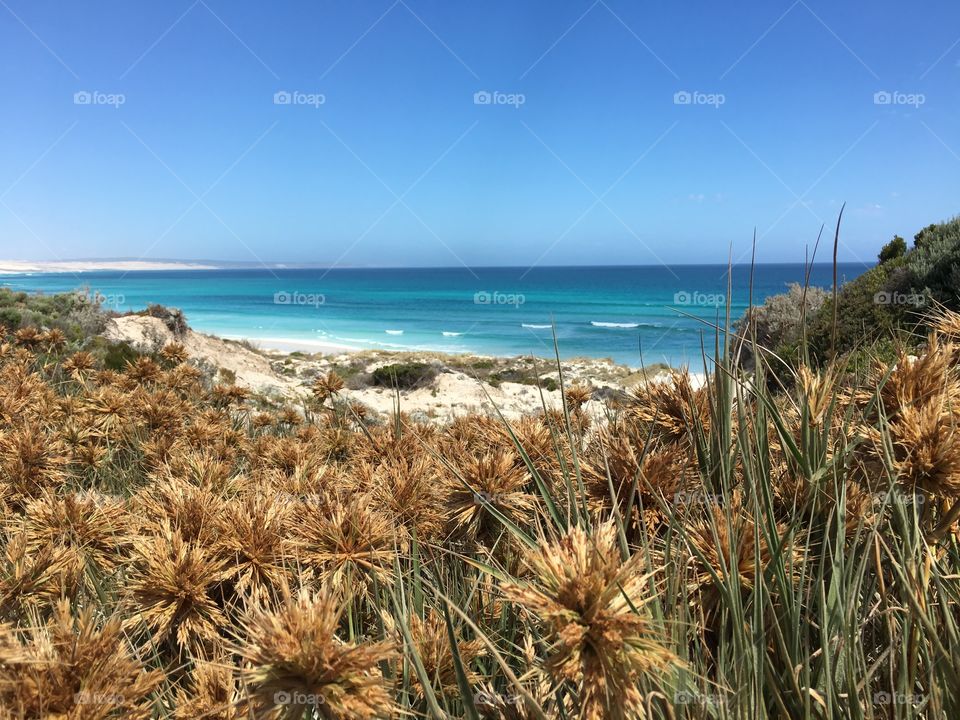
left=370, top=361, right=438, bottom=389
left=878, top=235, right=907, bottom=263
left=733, top=283, right=828, bottom=368
left=752, top=215, right=959, bottom=368
left=0, top=286, right=107, bottom=339
left=143, top=304, right=188, bottom=336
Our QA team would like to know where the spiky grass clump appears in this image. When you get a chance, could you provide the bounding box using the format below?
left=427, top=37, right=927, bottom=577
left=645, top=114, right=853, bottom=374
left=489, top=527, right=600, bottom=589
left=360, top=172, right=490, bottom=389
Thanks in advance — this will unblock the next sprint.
left=503, top=522, right=677, bottom=719
left=289, top=492, right=397, bottom=594
left=21, top=490, right=130, bottom=598
left=0, top=601, right=161, bottom=719
left=123, top=529, right=230, bottom=654
left=234, top=585, right=396, bottom=719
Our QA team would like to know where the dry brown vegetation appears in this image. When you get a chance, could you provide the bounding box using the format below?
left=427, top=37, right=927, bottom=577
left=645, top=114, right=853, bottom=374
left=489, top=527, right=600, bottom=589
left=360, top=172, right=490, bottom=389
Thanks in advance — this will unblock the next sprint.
left=1, top=305, right=960, bottom=718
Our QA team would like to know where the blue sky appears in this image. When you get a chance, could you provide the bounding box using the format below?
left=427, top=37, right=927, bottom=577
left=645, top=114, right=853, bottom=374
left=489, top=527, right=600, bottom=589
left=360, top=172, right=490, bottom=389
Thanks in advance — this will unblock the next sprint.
left=1, top=0, right=958, bottom=267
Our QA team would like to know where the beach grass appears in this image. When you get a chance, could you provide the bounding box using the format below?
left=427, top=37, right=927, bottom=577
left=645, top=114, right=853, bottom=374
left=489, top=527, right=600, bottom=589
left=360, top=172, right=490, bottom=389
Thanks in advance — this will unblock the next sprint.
left=0, top=290, right=959, bottom=718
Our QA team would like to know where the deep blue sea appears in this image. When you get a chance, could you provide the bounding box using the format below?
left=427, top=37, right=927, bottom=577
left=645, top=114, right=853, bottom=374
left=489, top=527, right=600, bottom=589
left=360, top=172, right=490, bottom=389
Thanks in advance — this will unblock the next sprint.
left=0, top=264, right=868, bottom=367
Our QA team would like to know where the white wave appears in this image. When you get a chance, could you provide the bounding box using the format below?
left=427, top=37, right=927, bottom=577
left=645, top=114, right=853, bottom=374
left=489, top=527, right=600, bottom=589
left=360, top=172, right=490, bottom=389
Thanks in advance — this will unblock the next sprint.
left=385, top=329, right=404, bottom=335
left=591, top=321, right=640, bottom=328
left=521, top=323, right=551, bottom=329
left=442, top=331, right=463, bottom=337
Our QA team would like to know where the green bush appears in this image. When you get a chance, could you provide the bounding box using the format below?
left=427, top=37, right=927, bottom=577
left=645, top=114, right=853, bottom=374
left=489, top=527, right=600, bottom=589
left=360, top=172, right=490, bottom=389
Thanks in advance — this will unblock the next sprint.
left=0, top=307, right=22, bottom=329
left=878, top=235, right=907, bottom=263
left=0, top=287, right=107, bottom=340
left=734, top=283, right=828, bottom=369
left=101, top=340, right=145, bottom=371
left=370, top=362, right=438, bottom=390
left=488, top=368, right=559, bottom=391
left=791, top=215, right=960, bottom=366
left=142, top=304, right=188, bottom=336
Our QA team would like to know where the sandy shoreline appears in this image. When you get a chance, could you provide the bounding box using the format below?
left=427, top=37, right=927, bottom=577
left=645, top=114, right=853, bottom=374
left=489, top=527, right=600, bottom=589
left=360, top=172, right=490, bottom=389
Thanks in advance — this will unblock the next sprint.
left=104, top=315, right=696, bottom=422
left=0, top=260, right=219, bottom=274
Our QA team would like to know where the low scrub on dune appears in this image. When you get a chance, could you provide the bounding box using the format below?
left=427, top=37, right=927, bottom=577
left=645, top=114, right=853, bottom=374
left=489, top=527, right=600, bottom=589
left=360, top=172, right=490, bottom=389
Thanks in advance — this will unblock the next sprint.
left=1, top=290, right=960, bottom=719
left=736, top=214, right=960, bottom=374
left=370, top=361, right=439, bottom=390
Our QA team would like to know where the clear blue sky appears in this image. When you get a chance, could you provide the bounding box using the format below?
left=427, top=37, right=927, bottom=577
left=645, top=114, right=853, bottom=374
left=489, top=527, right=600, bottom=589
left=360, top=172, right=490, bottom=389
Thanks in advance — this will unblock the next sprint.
left=1, top=0, right=958, bottom=267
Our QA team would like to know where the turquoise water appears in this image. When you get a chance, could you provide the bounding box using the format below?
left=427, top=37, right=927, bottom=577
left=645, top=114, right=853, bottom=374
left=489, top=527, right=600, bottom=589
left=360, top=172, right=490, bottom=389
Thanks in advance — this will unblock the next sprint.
left=1, top=264, right=867, bottom=367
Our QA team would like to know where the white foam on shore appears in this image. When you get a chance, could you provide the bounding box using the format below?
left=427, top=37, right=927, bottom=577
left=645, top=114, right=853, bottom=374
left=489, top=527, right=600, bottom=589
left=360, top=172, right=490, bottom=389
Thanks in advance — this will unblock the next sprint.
left=224, top=335, right=362, bottom=354
left=591, top=321, right=640, bottom=328
left=385, top=329, right=404, bottom=335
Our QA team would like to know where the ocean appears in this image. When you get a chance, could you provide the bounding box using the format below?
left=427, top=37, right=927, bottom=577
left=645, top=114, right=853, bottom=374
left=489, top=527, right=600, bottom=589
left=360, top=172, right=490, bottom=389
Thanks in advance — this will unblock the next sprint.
left=0, top=264, right=867, bottom=367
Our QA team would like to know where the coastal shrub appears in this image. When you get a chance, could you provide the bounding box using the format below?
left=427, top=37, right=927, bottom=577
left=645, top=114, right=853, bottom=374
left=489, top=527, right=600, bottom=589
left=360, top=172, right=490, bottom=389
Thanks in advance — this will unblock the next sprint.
left=101, top=339, right=146, bottom=371
left=488, top=367, right=559, bottom=391
left=878, top=234, right=907, bottom=263
left=733, top=282, right=828, bottom=368
left=0, top=287, right=107, bottom=339
left=370, top=361, right=438, bottom=389
left=143, top=304, right=188, bottom=336
left=0, top=307, right=22, bottom=329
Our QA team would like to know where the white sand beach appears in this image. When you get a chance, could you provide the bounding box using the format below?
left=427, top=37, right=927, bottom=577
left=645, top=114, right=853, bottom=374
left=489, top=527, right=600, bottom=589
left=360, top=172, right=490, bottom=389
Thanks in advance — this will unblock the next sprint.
left=103, top=314, right=700, bottom=422
left=0, top=260, right=219, bottom=274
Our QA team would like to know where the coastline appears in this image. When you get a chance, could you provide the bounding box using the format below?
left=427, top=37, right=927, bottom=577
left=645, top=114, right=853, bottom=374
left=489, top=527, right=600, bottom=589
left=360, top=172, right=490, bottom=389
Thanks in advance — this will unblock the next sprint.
left=104, top=314, right=691, bottom=422
left=0, top=260, right=219, bottom=274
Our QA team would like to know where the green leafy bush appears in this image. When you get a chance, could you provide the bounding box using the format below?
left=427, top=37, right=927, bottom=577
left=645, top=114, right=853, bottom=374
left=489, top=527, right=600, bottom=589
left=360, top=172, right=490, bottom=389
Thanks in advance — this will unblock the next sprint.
left=734, top=283, right=828, bottom=368
left=370, top=362, right=438, bottom=389
left=878, top=235, right=907, bottom=263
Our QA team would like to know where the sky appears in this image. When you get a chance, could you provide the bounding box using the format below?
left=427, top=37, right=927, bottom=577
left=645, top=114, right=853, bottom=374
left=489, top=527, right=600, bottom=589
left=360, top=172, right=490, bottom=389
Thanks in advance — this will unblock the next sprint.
left=1, top=0, right=959, bottom=268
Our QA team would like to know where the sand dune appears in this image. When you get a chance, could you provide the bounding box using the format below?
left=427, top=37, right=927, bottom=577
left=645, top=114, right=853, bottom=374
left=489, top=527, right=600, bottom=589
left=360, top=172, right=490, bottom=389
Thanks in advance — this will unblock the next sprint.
left=0, top=260, right=218, bottom=274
